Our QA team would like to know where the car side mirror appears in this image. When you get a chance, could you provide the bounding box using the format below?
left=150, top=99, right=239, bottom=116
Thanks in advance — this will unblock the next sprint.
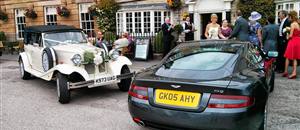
left=267, top=51, right=278, bottom=58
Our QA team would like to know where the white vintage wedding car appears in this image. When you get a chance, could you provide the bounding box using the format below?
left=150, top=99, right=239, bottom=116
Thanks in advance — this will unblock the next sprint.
left=19, top=25, right=133, bottom=103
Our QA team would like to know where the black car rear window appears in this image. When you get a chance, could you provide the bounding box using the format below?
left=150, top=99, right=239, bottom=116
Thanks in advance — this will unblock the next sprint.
left=162, top=43, right=239, bottom=71
left=163, top=52, right=234, bottom=71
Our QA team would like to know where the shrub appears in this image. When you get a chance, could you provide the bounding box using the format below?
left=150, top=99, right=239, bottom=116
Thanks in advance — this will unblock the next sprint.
left=238, top=0, right=275, bottom=25
left=154, top=31, right=164, bottom=53
left=104, top=31, right=117, bottom=44
left=0, top=31, right=6, bottom=41
left=94, top=0, right=119, bottom=33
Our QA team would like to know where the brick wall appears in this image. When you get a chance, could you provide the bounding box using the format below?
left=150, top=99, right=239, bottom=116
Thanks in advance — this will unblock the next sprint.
left=0, top=0, right=100, bottom=41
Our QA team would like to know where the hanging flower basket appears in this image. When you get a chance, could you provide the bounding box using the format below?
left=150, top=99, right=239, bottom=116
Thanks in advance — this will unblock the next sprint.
left=24, top=8, right=37, bottom=19
left=57, top=6, right=70, bottom=17
left=167, top=0, right=182, bottom=10
left=88, top=4, right=98, bottom=17
left=0, top=10, right=8, bottom=22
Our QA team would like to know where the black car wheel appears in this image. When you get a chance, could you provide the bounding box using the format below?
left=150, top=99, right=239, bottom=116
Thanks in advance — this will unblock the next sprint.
left=259, top=103, right=268, bottom=130
left=118, top=65, right=131, bottom=92
left=269, top=71, right=275, bottom=92
left=57, top=73, right=70, bottom=104
left=19, top=58, right=31, bottom=80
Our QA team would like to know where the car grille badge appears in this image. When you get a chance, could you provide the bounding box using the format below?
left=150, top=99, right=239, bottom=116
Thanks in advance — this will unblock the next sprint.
left=171, top=85, right=181, bottom=88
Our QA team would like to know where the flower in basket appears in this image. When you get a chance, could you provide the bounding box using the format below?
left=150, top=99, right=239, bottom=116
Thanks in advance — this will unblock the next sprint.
left=0, top=9, right=8, bottom=22
left=167, top=0, right=182, bottom=10
left=283, top=27, right=291, bottom=34
left=88, top=4, right=98, bottom=17
left=57, top=6, right=70, bottom=17
left=24, top=8, right=37, bottom=19
left=83, top=51, right=95, bottom=64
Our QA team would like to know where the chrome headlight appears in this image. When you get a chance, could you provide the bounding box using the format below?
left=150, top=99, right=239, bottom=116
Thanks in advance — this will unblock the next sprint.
left=71, top=54, right=82, bottom=66
left=109, top=49, right=119, bottom=60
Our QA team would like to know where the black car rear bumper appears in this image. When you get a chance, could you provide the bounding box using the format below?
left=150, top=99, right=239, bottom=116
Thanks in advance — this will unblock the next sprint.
left=128, top=98, right=264, bottom=130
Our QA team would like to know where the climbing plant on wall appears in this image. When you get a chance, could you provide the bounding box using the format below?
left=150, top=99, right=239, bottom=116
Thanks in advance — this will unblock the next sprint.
left=238, top=0, right=275, bottom=25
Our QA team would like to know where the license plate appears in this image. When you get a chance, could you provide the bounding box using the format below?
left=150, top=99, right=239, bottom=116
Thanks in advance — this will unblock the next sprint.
left=95, top=76, right=117, bottom=84
left=155, top=89, right=201, bottom=108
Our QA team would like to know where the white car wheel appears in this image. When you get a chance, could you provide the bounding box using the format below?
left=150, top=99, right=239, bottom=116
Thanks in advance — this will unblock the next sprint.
left=19, top=58, right=31, bottom=80
left=42, top=52, right=49, bottom=71
left=42, top=47, right=56, bottom=72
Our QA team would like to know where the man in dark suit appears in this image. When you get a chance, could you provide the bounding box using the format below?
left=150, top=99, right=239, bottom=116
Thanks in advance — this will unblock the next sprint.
left=161, top=17, right=174, bottom=56
left=229, top=10, right=249, bottom=41
left=262, top=16, right=279, bottom=53
left=276, top=10, right=290, bottom=73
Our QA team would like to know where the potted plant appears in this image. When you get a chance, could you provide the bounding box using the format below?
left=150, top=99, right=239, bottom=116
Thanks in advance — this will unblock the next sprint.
left=24, top=8, right=37, bottom=19
left=57, top=6, right=70, bottom=17
left=0, top=10, right=8, bottom=22
left=174, top=24, right=183, bottom=34
left=88, top=4, right=98, bottom=17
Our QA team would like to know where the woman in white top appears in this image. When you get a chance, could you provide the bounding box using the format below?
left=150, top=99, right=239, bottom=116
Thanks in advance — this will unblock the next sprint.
left=205, top=14, right=225, bottom=39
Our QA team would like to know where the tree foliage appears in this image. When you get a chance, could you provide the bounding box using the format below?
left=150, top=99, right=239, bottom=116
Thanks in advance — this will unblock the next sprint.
left=238, top=0, right=276, bottom=25
left=94, top=0, right=119, bottom=33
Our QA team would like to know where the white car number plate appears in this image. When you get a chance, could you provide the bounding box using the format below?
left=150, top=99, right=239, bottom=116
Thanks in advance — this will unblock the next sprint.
left=95, top=76, right=117, bottom=84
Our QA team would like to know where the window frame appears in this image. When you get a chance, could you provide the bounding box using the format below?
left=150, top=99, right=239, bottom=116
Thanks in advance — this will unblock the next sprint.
left=15, top=9, right=26, bottom=40
left=117, top=10, right=171, bottom=34
left=79, top=3, right=95, bottom=38
left=44, top=6, right=58, bottom=25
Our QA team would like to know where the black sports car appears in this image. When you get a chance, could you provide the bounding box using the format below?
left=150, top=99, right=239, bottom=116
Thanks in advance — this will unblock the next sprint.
left=128, top=40, right=277, bottom=130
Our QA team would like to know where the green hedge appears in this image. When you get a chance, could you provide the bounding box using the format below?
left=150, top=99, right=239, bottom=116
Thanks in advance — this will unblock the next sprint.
left=238, top=0, right=275, bottom=25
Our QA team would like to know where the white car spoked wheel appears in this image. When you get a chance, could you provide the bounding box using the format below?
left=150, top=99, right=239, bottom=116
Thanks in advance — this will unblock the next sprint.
left=118, top=65, right=132, bottom=92
left=42, top=47, right=55, bottom=72
left=56, top=73, right=70, bottom=104
left=19, top=58, right=31, bottom=80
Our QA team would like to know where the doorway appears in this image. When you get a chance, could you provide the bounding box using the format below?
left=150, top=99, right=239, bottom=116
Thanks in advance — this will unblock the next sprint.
left=200, top=13, right=222, bottom=39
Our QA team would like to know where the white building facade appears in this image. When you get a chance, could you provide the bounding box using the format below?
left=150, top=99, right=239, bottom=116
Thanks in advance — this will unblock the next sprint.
left=275, top=0, right=300, bottom=24
left=186, top=0, right=234, bottom=40
left=116, top=2, right=171, bottom=34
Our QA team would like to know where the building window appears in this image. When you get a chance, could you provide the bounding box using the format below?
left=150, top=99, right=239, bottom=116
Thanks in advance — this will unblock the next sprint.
left=285, top=3, right=294, bottom=11
left=15, top=9, right=26, bottom=39
left=117, top=10, right=170, bottom=33
left=144, top=12, right=151, bottom=33
left=117, top=13, right=123, bottom=34
left=126, top=13, right=133, bottom=33
left=79, top=3, right=95, bottom=37
left=45, top=7, right=57, bottom=25
left=164, top=11, right=171, bottom=20
left=134, top=12, right=142, bottom=33
left=154, top=11, right=162, bottom=33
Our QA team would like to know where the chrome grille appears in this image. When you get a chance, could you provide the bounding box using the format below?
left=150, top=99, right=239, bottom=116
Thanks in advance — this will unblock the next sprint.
left=98, top=63, right=105, bottom=73
left=84, top=64, right=95, bottom=74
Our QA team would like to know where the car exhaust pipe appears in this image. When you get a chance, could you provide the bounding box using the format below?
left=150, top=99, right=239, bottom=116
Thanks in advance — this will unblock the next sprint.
left=133, top=118, right=145, bottom=127
left=136, top=120, right=145, bottom=127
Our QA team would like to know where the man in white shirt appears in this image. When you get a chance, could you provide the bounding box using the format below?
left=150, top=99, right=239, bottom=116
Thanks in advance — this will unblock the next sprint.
left=276, top=10, right=290, bottom=73
left=182, top=16, right=195, bottom=41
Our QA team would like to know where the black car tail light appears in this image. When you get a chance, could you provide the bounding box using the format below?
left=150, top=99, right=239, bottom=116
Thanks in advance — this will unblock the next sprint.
left=208, top=94, right=254, bottom=108
left=128, top=84, right=148, bottom=100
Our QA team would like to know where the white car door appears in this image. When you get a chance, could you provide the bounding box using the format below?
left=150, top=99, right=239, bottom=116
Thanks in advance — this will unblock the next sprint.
left=29, top=33, right=44, bottom=72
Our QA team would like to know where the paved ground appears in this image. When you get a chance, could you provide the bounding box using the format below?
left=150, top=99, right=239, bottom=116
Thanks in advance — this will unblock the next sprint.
left=1, top=54, right=300, bottom=130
